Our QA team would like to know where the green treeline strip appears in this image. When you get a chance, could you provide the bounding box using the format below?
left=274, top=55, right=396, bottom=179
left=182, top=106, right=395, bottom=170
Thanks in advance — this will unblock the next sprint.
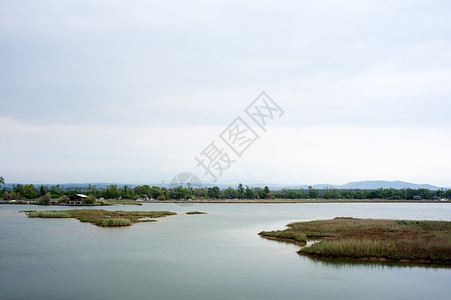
left=2, top=182, right=451, bottom=201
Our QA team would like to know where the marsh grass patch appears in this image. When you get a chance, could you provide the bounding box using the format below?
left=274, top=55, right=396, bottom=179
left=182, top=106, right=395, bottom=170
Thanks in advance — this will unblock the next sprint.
left=26, top=209, right=176, bottom=227
left=260, top=218, right=451, bottom=264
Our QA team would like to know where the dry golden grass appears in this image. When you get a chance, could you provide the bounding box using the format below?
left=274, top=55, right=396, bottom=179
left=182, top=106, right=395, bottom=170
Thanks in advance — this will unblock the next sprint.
left=260, top=218, right=451, bottom=264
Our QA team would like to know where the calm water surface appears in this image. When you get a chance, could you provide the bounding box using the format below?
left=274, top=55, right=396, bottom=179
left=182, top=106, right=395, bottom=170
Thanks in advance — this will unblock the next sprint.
left=1, top=203, right=450, bottom=300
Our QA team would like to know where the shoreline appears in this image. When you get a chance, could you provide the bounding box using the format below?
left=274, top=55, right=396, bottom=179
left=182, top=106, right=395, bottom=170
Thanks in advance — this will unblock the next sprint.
left=150, top=199, right=451, bottom=204
left=1, top=199, right=450, bottom=205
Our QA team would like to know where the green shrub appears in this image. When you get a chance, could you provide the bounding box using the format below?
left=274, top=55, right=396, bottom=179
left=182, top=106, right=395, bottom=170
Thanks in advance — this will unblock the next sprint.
left=28, top=211, right=71, bottom=218
left=259, top=230, right=307, bottom=244
left=84, top=195, right=97, bottom=205
left=186, top=211, right=206, bottom=215
left=38, top=193, right=52, bottom=205
left=96, top=199, right=111, bottom=205
left=95, top=218, right=132, bottom=227
left=3, top=192, right=20, bottom=200
left=58, top=195, right=69, bottom=203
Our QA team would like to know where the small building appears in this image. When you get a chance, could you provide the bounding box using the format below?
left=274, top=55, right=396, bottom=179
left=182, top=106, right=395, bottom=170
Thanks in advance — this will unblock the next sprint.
left=413, top=195, right=421, bottom=200
left=69, top=194, right=87, bottom=205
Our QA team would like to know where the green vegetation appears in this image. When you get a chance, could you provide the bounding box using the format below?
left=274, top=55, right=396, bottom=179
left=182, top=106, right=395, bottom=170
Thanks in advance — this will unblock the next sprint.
left=28, top=211, right=71, bottom=218
left=25, top=209, right=176, bottom=227
left=103, top=198, right=142, bottom=205
left=3, top=192, right=21, bottom=201
left=38, top=193, right=52, bottom=205
left=84, top=195, right=97, bottom=205
left=58, top=195, right=69, bottom=203
left=259, top=230, right=307, bottom=244
left=1, top=175, right=450, bottom=202
left=260, top=218, right=451, bottom=264
left=95, top=218, right=132, bottom=227
left=185, top=211, right=207, bottom=215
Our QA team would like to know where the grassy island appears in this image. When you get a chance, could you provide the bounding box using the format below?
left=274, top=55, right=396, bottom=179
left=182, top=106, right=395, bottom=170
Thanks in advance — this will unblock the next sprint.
left=185, top=211, right=207, bottom=215
left=26, top=209, right=176, bottom=227
left=259, top=218, right=451, bottom=264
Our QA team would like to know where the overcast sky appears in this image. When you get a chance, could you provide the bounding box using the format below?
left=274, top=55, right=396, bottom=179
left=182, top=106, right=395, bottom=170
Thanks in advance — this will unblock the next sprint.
left=1, top=0, right=450, bottom=186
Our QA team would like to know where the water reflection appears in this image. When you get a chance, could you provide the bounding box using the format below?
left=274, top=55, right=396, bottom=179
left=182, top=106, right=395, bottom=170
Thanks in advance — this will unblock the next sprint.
left=304, top=254, right=451, bottom=270
left=260, top=235, right=451, bottom=270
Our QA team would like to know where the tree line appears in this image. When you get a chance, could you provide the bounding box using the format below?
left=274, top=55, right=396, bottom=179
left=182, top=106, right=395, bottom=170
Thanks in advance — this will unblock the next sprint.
left=1, top=178, right=450, bottom=201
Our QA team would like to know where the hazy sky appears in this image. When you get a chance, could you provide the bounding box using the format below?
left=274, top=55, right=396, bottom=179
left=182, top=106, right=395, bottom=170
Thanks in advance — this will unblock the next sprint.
left=1, top=0, right=450, bottom=186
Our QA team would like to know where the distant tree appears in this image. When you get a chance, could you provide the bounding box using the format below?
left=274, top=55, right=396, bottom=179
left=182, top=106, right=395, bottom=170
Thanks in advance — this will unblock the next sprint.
left=323, top=188, right=339, bottom=199
left=244, top=186, right=256, bottom=199
left=84, top=195, right=96, bottom=205
left=298, top=189, right=308, bottom=198
left=192, top=187, right=207, bottom=198
left=171, top=186, right=190, bottom=199
left=237, top=183, right=244, bottom=199
left=353, top=189, right=364, bottom=199
left=48, top=185, right=64, bottom=197
left=120, top=185, right=133, bottom=199
left=3, top=192, right=20, bottom=200
left=207, top=186, right=221, bottom=199
left=149, top=186, right=163, bottom=199
left=340, top=190, right=353, bottom=199
left=224, top=187, right=236, bottom=199
left=105, top=185, right=121, bottom=199
left=308, top=186, right=319, bottom=198
left=87, top=184, right=98, bottom=196
left=39, top=192, right=52, bottom=205
left=23, top=184, right=38, bottom=199
left=134, top=185, right=152, bottom=197
left=263, top=186, right=274, bottom=199
left=58, top=195, right=69, bottom=203
left=39, top=185, right=48, bottom=197
left=13, top=184, right=25, bottom=195
left=0, top=177, right=5, bottom=194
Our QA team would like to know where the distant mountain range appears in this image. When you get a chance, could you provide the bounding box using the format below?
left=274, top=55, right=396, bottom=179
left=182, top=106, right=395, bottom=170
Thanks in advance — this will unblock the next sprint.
left=205, top=180, right=444, bottom=190
left=300, top=180, right=441, bottom=190
left=3, top=180, right=446, bottom=190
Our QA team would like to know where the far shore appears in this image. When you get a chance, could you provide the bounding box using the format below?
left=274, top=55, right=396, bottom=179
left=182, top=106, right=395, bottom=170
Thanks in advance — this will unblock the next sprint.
left=1, top=198, right=450, bottom=206
left=154, top=199, right=451, bottom=204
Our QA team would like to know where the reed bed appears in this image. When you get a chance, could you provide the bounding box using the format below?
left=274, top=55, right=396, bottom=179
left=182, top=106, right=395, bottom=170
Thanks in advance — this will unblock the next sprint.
left=26, top=209, right=176, bottom=227
left=27, top=211, right=71, bottom=218
left=260, top=218, right=451, bottom=264
left=95, top=218, right=132, bottom=227
left=259, top=230, right=307, bottom=244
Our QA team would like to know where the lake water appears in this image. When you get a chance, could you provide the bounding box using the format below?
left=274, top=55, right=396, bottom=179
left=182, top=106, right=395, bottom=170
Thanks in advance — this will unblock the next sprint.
left=1, top=203, right=450, bottom=300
